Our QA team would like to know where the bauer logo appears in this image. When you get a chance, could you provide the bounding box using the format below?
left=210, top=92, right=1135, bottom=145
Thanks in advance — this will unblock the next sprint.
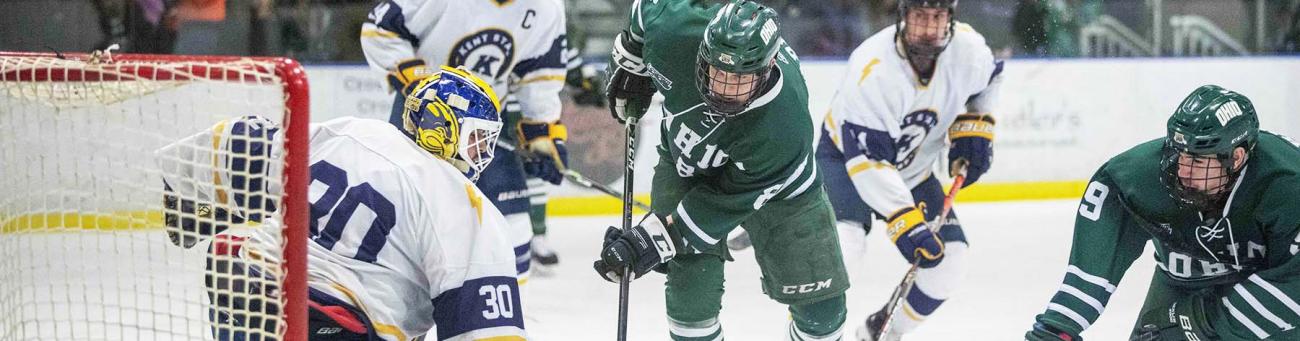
left=781, top=278, right=833, bottom=294
left=448, top=29, right=516, bottom=82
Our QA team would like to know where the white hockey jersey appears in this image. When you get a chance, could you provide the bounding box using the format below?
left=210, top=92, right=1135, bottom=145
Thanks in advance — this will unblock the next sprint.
left=361, top=0, right=567, bottom=123
left=824, top=22, right=1004, bottom=217
left=157, top=117, right=526, bottom=341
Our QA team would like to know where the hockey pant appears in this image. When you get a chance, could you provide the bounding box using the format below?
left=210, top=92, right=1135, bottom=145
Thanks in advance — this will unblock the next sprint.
left=664, top=190, right=849, bottom=341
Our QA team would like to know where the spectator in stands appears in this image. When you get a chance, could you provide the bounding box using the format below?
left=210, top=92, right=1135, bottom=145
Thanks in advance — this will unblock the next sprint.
left=92, top=0, right=177, bottom=53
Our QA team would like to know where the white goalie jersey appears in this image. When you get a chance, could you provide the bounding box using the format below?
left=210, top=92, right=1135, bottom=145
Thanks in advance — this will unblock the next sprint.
left=361, top=0, right=567, bottom=122
left=824, top=22, right=1004, bottom=217
left=157, top=117, right=525, bottom=341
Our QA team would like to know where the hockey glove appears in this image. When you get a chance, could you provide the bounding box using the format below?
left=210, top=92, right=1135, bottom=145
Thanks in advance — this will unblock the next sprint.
left=948, top=113, right=995, bottom=187
left=1026, top=322, right=1081, bottom=341
left=593, top=215, right=677, bottom=282
left=886, top=206, right=944, bottom=268
left=605, top=30, right=656, bottom=123
left=567, top=63, right=608, bottom=107
left=386, top=58, right=432, bottom=96
left=518, top=121, right=569, bottom=185
left=1130, top=292, right=1217, bottom=341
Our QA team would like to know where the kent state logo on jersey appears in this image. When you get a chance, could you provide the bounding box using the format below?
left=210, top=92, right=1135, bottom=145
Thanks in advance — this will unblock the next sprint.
left=449, top=29, right=516, bottom=82
left=895, top=110, right=939, bottom=169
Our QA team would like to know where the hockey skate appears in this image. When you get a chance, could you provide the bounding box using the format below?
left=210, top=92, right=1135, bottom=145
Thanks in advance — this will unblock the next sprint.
left=855, top=309, right=902, bottom=341
left=530, top=235, right=559, bottom=265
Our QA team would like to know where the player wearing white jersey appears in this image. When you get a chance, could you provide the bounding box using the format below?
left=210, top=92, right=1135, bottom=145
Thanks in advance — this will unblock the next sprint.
left=817, top=0, right=1004, bottom=340
left=156, top=67, right=525, bottom=341
left=361, top=0, right=571, bottom=282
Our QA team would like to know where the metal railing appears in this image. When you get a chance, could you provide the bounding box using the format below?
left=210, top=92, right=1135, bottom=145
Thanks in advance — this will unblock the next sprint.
left=1080, top=15, right=1156, bottom=57
left=1169, top=15, right=1250, bottom=56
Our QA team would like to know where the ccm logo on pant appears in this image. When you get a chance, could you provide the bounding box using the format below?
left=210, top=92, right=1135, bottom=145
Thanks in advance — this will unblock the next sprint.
left=782, top=279, right=833, bottom=294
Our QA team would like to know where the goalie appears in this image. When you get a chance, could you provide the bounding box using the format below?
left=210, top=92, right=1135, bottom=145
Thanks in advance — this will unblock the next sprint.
left=156, top=67, right=526, bottom=341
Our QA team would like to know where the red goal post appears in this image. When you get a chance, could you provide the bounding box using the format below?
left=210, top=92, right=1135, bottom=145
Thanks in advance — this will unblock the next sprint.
left=0, top=51, right=307, bottom=341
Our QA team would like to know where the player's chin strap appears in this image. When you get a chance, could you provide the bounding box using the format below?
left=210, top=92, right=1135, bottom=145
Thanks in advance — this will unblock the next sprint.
left=1196, top=165, right=1247, bottom=266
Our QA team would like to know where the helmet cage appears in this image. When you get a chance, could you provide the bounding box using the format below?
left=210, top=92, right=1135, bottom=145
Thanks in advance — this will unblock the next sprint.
left=896, top=0, right=957, bottom=62
left=1159, top=142, right=1241, bottom=211
left=695, top=53, right=772, bottom=116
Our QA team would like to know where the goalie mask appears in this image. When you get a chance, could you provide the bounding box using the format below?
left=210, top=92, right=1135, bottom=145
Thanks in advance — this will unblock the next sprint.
left=1160, top=85, right=1258, bottom=211
left=896, top=0, right=957, bottom=68
left=402, top=66, right=503, bottom=182
left=695, top=0, right=782, bottom=116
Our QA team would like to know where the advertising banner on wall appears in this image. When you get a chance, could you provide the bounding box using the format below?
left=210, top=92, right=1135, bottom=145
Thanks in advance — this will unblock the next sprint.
left=304, top=57, right=1300, bottom=210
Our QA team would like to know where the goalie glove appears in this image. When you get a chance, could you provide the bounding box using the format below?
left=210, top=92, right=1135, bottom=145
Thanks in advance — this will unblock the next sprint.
left=593, top=215, right=677, bottom=282
left=948, top=113, right=995, bottom=187
left=517, top=121, right=569, bottom=185
left=605, top=30, right=656, bottom=124
left=886, top=206, right=944, bottom=268
left=1130, top=292, right=1217, bottom=341
left=386, top=58, right=432, bottom=96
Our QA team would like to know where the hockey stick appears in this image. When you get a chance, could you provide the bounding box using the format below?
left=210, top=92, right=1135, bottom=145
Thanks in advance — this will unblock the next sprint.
left=873, top=166, right=966, bottom=339
left=616, top=116, right=639, bottom=341
left=563, top=169, right=652, bottom=211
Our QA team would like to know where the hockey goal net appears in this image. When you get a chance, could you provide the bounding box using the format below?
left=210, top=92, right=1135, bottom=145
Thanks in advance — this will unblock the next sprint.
left=0, top=52, right=308, bottom=341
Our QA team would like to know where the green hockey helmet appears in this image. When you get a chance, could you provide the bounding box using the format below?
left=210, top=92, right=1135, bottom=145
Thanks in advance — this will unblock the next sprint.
left=695, top=0, right=782, bottom=116
left=1160, top=84, right=1259, bottom=210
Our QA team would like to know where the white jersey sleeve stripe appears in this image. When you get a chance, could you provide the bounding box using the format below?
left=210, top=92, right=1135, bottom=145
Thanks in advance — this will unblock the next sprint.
left=1060, top=284, right=1105, bottom=315
left=1233, top=284, right=1296, bottom=330
left=1067, top=265, right=1117, bottom=293
left=1248, top=274, right=1300, bottom=317
left=676, top=203, right=719, bottom=245
left=1047, top=303, right=1092, bottom=330
left=1224, top=297, right=1272, bottom=339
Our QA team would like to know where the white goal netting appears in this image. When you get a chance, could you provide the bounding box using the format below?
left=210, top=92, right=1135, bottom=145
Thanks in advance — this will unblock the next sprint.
left=0, top=52, right=307, bottom=341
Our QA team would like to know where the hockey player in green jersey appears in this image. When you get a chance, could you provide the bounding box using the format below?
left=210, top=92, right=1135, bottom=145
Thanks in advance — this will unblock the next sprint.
left=591, top=1, right=851, bottom=339
left=1026, top=85, right=1300, bottom=341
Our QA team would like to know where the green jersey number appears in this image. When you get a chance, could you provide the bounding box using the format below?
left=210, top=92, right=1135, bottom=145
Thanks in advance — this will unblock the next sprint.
left=1079, top=181, right=1110, bottom=221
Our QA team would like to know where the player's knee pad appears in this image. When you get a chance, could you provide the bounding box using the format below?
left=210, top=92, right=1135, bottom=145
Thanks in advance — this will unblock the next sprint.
left=665, top=254, right=725, bottom=322
left=668, top=316, right=723, bottom=341
left=788, top=294, right=846, bottom=340
left=914, top=240, right=970, bottom=301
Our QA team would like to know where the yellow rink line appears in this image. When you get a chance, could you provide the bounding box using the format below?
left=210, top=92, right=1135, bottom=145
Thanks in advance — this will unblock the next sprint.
left=0, top=180, right=1088, bottom=231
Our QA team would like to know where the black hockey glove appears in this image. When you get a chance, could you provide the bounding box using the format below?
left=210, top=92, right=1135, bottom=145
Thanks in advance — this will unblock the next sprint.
left=1130, top=293, right=1217, bottom=341
left=948, top=113, right=995, bottom=187
left=593, top=215, right=677, bottom=282
left=567, top=63, right=608, bottom=107
left=605, top=30, right=656, bottom=124
left=1025, top=322, right=1081, bottom=341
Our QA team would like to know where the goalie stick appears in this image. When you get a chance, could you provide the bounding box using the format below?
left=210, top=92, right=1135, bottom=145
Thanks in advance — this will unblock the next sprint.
left=873, top=166, right=966, bottom=339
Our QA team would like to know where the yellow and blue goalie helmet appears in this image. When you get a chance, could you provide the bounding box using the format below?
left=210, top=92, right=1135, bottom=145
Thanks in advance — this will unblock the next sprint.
left=401, top=66, right=503, bottom=181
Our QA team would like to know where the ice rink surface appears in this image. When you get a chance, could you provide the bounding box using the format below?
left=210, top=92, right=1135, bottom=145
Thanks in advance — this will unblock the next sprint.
left=525, top=199, right=1160, bottom=340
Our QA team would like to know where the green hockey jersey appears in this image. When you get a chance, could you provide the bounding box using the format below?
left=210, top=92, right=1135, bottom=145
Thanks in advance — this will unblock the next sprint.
left=1034, top=132, right=1300, bottom=340
left=627, top=0, right=821, bottom=249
